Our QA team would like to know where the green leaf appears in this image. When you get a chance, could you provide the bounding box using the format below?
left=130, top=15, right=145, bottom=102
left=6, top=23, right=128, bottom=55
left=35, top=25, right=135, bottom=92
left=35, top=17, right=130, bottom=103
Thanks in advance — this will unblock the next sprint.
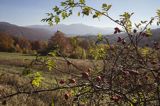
left=79, top=0, right=85, bottom=4
left=157, top=9, right=160, bottom=24
left=31, top=72, right=44, bottom=87
left=102, top=4, right=112, bottom=11
left=68, top=0, right=74, bottom=6
left=106, top=5, right=112, bottom=11
left=120, top=12, right=131, bottom=19
left=93, top=12, right=102, bottom=18
left=78, top=12, right=80, bottom=16
left=120, top=12, right=133, bottom=32
left=48, top=20, right=53, bottom=26
left=61, top=2, right=66, bottom=6
left=146, top=28, right=152, bottom=37
left=89, top=45, right=106, bottom=60
left=102, top=3, right=107, bottom=8
left=61, top=11, right=68, bottom=19
left=157, top=9, right=160, bottom=17
left=82, top=7, right=91, bottom=16
left=55, top=16, right=60, bottom=24
left=53, top=6, right=59, bottom=12
left=97, top=33, right=103, bottom=41
left=93, top=14, right=97, bottom=18
left=48, top=51, right=57, bottom=57
left=46, top=59, right=56, bottom=71
left=51, top=98, right=55, bottom=106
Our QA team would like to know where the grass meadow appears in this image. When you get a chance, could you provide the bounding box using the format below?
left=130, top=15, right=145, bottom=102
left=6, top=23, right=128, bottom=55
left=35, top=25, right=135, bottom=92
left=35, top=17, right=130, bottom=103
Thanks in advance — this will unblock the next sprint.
left=0, top=52, right=102, bottom=106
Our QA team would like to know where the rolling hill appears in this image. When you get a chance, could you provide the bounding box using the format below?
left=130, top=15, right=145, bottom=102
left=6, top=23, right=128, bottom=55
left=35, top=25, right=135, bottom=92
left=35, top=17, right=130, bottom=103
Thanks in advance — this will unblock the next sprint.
left=0, top=22, right=52, bottom=40
left=0, top=22, right=114, bottom=40
left=0, top=22, right=160, bottom=43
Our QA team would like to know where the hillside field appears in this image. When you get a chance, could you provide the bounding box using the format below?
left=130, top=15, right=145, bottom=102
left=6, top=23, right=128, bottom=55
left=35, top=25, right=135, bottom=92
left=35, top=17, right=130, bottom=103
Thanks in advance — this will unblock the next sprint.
left=0, top=52, right=101, bottom=106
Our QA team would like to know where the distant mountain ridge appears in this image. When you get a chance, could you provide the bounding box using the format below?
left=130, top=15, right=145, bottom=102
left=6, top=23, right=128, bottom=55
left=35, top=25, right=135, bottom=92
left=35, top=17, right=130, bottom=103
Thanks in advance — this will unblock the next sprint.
left=0, top=22, right=52, bottom=40
left=0, top=22, right=114, bottom=40
left=27, top=23, right=114, bottom=36
left=0, top=22, right=160, bottom=43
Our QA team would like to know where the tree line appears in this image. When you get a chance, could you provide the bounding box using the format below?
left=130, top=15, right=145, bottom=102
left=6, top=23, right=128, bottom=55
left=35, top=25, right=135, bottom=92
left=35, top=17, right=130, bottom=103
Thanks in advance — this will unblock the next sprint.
left=0, top=32, right=47, bottom=54
left=0, top=31, right=95, bottom=59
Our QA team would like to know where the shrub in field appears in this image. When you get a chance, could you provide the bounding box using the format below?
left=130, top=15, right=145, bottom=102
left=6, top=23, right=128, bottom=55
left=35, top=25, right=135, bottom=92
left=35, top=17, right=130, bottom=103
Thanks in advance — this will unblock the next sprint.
left=1, top=0, right=160, bottom=106
left=48, top=31, right=73, bottom=56
left=0, top=32, right=15, bottom=52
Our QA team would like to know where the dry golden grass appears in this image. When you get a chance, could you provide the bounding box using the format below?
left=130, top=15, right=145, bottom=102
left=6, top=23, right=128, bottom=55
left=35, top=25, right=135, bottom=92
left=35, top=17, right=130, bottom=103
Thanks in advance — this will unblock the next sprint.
left=0, top=52, right=102, bottom=106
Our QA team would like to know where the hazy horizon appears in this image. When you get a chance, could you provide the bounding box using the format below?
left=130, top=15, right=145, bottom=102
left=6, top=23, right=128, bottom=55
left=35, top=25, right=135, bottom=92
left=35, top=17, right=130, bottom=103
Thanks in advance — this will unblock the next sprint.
left=0, top=0, right=160, bottom=27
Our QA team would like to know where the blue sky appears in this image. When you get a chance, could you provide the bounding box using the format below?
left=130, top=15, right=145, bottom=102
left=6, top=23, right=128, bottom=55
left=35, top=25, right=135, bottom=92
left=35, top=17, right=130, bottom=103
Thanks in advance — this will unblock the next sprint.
left=0, top=0, right=160, bottom=27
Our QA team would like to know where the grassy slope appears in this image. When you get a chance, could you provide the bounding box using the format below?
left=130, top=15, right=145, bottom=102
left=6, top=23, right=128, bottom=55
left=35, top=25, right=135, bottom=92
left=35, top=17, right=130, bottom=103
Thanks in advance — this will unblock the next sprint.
left=0, top=52, right=61, bottom=105
left=0, top=52, right=99, bottom=106
left=0, top=52, right=35, bottom=60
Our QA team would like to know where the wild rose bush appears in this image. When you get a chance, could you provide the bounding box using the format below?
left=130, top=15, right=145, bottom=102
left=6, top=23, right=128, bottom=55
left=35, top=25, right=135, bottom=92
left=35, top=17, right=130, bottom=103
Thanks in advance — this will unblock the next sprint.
left=1, top=0, right=160, bottom=106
